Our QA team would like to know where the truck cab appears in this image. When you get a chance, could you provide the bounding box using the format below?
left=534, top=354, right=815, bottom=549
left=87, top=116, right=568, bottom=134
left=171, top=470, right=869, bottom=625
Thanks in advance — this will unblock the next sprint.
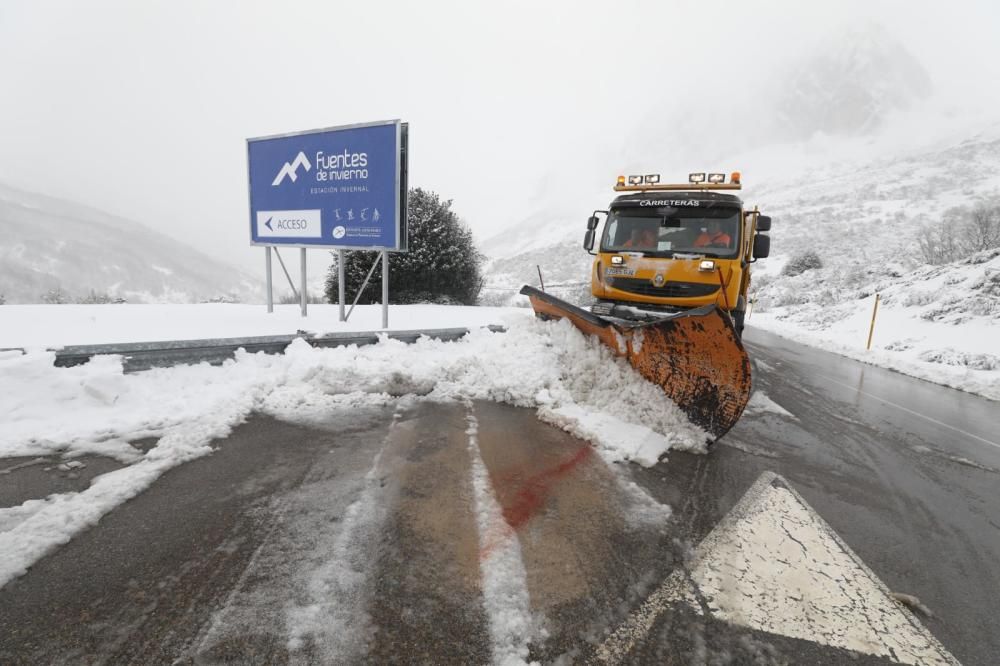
left=583, top=172, right=771, bottom=336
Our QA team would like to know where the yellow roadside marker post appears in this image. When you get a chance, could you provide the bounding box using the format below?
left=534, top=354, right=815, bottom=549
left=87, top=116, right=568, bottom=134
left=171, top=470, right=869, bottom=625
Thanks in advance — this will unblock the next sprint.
left=866, top=293, right=881, bottom=351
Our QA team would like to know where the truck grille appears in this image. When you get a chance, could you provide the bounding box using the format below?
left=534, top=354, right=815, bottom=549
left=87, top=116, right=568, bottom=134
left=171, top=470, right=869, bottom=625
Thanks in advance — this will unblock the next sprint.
left=607, top=278, right=719, bottom=299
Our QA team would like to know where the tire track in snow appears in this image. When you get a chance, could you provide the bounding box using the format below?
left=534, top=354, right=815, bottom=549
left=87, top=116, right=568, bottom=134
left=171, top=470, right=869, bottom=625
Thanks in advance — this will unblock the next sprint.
left=190, top=406, right=404, bottom=664
left=465, top=403, right=541, bottom=665
left=283, top=408, right=406, bottom=663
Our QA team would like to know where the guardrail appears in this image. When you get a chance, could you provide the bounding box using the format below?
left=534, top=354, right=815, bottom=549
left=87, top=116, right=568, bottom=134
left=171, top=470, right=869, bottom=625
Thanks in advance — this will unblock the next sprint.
left=1, top=325, right=506, bottom=373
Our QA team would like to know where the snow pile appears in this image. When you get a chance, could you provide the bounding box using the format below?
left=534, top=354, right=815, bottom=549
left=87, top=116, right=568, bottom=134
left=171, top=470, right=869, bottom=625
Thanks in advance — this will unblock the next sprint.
left=0, top=316, right=704, bottom=587
left=259, top=317, right=708, bottom=462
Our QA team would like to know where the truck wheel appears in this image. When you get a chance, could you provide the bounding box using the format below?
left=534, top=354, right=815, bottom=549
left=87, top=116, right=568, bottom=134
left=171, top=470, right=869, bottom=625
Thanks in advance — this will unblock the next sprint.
left=733, top=309, right=745, bottom=338
left=733, top=296, right=747, bottom=339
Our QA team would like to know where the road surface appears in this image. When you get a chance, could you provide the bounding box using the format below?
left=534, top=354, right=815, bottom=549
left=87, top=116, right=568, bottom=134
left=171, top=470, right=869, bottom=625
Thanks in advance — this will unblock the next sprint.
left=1, top=327, right=997, bottom=664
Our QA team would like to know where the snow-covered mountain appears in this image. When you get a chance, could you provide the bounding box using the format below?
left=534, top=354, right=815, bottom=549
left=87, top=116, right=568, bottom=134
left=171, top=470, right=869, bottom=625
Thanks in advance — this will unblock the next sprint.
left=773, top=23, right=932, bottom=141
left=0, top=183, right=261, bottom=304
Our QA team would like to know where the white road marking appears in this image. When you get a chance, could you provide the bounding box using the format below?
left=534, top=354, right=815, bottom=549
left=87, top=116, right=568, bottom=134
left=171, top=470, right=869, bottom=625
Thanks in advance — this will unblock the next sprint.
left=815, top=371, right=1000, bottom=451
left=465, top=405, right=541, bottom=666
left=593, top=472, right=959, bottom=665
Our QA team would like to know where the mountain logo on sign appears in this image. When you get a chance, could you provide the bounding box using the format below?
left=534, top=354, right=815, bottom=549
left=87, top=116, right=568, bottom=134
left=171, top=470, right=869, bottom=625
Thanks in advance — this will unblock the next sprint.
left=271, top=151, right=312, bottom=186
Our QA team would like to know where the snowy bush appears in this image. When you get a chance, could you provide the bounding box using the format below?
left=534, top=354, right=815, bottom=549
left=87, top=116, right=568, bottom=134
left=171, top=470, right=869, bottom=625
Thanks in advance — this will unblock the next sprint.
left=919, top=349, right=999, bottom=371
left=275, top=292, right=324, bottom=305
left=40, top=287, right=68, bottom=304
left=970, top=268, right=1000, bottom=296
left=770, top=285, right=810, bottom=306
left=751, top=273, right=775, bottom=291
left=203, top=294, right=243, bottom=304
left=964, top=247, right=1000, bottom=266
left=78, top=290, right=116, bottom=304
left=902, top=291, right=936, bottom=307
left=325, top=188, right=484, bottom=306
left=781, top=250, right=823, bottom=276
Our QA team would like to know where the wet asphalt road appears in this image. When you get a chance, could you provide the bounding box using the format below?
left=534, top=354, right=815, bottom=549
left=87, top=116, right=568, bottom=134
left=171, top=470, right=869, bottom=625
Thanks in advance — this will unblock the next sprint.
left=0, top=326, right=998, bottom=664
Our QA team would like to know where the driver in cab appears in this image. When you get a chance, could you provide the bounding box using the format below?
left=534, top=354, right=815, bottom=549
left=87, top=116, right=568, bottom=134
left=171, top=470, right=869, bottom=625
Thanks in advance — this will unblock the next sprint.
left=622, top=225, right=659, bottom=250
left=694, top=220, right=732, bottom=249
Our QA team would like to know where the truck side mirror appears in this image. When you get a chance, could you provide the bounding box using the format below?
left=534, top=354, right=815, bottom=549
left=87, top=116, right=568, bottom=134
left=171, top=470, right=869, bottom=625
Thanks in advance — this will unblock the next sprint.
left=756, top=215, right=772, bottom=232
left=583, top=229, right=596, bottom=251
left=753, top=233, right=770, bottom=259
left=587, top=215, right=599, bottom=230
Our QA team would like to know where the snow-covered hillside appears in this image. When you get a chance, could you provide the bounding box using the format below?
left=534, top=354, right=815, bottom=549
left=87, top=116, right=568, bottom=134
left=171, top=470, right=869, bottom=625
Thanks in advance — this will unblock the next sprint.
left=0, top=183, right=261, bottom=304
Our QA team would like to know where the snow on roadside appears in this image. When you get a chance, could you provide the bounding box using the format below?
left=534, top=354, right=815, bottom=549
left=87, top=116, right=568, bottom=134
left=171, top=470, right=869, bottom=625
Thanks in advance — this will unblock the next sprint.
left=0, top=413, right=240, bottom=586
left=749, top=300, right=1000, bottom=401
left=0, top=316, right=706, bottom=587
left=750, top=248, right=1000, bottom=401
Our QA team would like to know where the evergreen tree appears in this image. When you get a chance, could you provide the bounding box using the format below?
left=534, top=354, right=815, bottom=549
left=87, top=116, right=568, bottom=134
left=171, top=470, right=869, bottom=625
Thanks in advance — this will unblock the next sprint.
left=324, top=188, right=484, bottom=305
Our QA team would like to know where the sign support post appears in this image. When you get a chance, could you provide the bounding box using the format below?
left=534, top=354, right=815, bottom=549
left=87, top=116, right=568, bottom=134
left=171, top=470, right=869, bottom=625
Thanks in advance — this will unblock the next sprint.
left=300, top=248, right=307, bottom=317
left=265, top=247, right=274, bottom=313
left=338, top=249, right=346, bottom=322
left=382, top=251, right=389, bottom=329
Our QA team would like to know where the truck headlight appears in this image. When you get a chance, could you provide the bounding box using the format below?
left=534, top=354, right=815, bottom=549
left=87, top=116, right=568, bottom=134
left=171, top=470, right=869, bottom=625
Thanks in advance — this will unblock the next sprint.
left=699, top=260, right=716, bottom=271
left=611, top=256, right=623, bottom=265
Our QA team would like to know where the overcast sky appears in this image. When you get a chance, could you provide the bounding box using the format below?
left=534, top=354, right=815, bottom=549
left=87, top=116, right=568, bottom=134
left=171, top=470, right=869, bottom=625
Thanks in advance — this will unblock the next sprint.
left=2, top=0, right=998, bottom=273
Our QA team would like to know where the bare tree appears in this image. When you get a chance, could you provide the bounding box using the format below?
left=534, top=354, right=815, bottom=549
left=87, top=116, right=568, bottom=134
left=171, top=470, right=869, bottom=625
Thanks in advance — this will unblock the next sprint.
left=918, top=199, right=1000, bottom=264
left=964, top=199, right=1000, bottom=253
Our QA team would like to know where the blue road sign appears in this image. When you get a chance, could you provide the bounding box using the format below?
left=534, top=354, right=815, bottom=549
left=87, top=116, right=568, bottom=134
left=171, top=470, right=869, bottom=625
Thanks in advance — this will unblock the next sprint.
left=247, top=120, right=407, bottom=250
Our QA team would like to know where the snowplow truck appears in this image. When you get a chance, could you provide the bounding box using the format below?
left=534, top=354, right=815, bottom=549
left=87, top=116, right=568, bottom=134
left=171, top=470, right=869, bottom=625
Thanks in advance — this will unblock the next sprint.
left=521, top=171, right=771, bottom=440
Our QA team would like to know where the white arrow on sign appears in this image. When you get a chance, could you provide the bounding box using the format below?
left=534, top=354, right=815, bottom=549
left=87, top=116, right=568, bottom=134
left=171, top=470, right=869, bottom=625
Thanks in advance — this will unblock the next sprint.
left=594, top=472, right=959, bottom=665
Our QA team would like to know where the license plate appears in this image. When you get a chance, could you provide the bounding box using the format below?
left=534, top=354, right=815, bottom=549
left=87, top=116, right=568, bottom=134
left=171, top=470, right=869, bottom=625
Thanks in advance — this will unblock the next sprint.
left=605, top=266, right=636, bottom=277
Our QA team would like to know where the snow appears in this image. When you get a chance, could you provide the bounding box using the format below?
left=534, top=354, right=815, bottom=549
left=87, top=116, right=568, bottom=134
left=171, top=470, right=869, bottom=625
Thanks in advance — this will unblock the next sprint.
left=284, top=439, right=393, bottom=660
left=745, top=391, right=796, bottom=419
left=540, top=405, right=677, bottom=467
left=0, top=315, right=705, bottom=587
left=749, top=285, right=1000, bottom=401
left=0, top=303, right=518, bottom=349
left=0, top=414, right=232, bottom=586
left=465, top=408, right=541, bottom=665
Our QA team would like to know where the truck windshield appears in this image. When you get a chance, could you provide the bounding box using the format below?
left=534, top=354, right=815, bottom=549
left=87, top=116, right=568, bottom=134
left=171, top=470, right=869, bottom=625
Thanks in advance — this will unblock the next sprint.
left=601, top=206, right=741, bottom=258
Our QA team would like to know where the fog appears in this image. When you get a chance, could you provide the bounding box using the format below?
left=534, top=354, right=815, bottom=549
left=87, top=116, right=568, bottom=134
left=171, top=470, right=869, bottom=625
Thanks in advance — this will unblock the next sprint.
left=1, top=0, right=998, bottom=273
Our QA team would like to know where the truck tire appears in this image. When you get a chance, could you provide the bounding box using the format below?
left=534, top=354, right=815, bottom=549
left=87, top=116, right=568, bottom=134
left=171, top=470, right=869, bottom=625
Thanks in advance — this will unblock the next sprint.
left=733, top=309, right=745, bottom=338
left=733, top=296, right=747, bottom=339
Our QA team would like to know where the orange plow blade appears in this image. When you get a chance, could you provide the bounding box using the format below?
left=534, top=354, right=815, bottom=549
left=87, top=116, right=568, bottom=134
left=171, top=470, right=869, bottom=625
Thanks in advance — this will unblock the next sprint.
left=520, top=285, right=751, bottom=440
